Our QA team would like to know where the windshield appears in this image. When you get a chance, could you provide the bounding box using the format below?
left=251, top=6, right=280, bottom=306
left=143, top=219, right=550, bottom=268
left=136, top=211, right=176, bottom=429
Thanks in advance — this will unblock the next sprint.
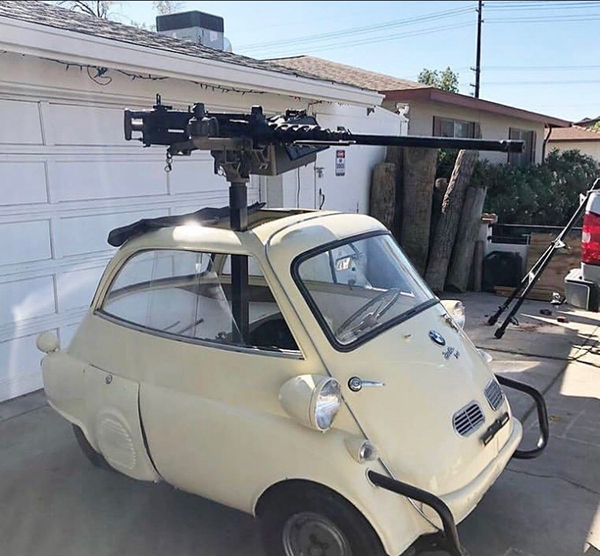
left=295, top=233, right=435, bottom=348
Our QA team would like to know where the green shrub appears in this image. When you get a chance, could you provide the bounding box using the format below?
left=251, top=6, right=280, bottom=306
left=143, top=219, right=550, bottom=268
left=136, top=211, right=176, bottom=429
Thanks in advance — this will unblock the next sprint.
left=435, top=148, right=600, bottom=225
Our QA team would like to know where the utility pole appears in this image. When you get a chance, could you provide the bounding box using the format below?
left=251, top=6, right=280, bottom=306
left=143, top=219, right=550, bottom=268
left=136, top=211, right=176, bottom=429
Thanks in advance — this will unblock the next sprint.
left=474, top=0, right=483, bottom=98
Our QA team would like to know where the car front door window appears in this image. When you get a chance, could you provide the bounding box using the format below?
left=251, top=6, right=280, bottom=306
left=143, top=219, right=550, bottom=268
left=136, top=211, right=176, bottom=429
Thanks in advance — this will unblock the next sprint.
left=100, top=249, right=299, bottom=353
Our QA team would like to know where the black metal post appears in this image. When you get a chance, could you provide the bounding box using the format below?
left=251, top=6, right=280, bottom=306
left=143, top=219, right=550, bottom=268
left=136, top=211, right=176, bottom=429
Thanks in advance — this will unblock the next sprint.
left=475, top=0, right=483, bottom=98
left=229, top=181, right=249, bottom=345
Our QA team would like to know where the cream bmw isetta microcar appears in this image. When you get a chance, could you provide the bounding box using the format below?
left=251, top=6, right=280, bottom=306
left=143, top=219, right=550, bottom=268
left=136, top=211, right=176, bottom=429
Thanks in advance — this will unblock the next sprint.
left=38, top=100, right=548, bottom=556
left=38, top=205, right=549, bottom=556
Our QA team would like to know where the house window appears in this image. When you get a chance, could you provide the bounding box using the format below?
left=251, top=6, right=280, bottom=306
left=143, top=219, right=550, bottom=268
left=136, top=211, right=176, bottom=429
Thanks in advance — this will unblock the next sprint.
left=508, top=128, right=536, bottom=166
left=433, top=116, right=480, bottom=139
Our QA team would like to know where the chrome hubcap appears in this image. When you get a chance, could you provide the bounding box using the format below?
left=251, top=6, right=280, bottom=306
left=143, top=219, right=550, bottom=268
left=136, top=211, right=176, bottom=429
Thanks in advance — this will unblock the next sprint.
left=282, top=512, right=352, bottom=556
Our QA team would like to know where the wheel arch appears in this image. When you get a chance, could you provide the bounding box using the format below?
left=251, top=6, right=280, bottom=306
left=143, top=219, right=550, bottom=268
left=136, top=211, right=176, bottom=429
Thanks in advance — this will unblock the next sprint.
left=254, top=477, right=389, bottom=556
left=253, top=474, right=424, bottom=556
left=255, top=478, right=357, bottom=518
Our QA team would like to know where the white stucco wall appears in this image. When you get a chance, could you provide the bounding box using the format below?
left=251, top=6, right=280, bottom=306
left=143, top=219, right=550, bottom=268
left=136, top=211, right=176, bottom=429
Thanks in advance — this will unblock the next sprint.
left=385, top=99, right=546, bottom=165
left=547, top=141, right=600, bottom=162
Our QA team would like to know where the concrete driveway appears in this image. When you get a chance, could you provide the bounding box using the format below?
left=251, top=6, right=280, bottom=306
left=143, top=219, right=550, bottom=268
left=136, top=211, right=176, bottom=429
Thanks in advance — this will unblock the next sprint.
left=1, top=292, right=598, bottom=556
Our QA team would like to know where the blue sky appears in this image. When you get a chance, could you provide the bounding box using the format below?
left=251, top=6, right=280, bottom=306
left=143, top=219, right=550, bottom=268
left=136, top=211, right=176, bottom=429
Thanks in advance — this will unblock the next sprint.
left=117, top=1, right=600, bottom=122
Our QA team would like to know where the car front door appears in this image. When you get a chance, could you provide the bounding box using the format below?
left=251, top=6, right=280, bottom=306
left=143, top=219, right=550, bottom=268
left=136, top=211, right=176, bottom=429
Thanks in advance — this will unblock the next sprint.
left=99, top=248, right=324, bottom=512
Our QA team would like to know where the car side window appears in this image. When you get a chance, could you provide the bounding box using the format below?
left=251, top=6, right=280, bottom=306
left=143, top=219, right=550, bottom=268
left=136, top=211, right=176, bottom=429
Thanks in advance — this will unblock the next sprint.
left=101, top=250, right=299, bottom=353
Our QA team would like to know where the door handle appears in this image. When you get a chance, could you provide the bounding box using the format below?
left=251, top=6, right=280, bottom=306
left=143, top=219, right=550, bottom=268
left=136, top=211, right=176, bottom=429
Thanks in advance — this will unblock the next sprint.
left=348, top=376, right=386, bottom=392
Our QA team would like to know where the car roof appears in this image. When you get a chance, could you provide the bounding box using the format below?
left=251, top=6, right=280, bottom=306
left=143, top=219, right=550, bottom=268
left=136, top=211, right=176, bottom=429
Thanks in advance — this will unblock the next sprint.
left=115, top=208, right=343, bottom=254
left=115, top=206, right=386, bottom=256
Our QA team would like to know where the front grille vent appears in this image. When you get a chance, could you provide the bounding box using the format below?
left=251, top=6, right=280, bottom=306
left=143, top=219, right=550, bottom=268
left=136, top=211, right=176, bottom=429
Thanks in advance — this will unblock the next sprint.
left=484, top=379, right=504, bottom=411
left=453, top=401, right=485, bottom=437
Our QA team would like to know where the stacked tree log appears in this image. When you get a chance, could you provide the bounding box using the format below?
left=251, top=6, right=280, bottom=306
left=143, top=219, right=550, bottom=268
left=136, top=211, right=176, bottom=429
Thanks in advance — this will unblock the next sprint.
left=370, top=147, right=486, bottom=293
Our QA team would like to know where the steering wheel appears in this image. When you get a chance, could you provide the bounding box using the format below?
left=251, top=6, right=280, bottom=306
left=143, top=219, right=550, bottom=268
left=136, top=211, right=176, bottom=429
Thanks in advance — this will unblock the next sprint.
left=335, top=288, right=401, bottom=341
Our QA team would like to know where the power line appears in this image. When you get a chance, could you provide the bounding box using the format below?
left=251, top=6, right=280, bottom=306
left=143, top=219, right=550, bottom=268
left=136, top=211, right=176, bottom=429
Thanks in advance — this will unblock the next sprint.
left=481, top=65, right=600, bottom=71
left=488, top=2, right=600, bottom=7
left=254, top=22, right=474, bottom=58
left=484, top=79, right=600, bottom=85
left=486, top=0, right=600, bottom=7
left=488, top=15, right=600, bottom=23
left=240, top=6, right=474, bottom=52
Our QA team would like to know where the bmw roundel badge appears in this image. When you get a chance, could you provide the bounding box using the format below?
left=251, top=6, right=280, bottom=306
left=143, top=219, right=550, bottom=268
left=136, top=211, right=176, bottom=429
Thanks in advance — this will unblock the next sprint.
left=429, top=330, right=446, bottom=346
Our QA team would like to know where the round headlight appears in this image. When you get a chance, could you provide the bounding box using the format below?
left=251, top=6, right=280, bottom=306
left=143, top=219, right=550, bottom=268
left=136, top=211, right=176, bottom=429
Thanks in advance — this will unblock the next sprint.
left=313, top=378, right=342, bottom=431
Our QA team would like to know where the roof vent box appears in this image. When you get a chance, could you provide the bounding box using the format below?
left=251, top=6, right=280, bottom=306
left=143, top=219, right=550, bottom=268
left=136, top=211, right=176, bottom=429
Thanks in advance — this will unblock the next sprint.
left=156, top=11, right=224, bottom=50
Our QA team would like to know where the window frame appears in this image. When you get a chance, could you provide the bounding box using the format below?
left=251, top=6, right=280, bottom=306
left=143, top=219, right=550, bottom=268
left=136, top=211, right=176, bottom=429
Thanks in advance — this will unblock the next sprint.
left=508, top=127, right=536, bottom=166
left=433, top=116, right=480, bottom=139
left=95, top=248, right=304, bottom=359
left=291, top=231, right=439, bottom=353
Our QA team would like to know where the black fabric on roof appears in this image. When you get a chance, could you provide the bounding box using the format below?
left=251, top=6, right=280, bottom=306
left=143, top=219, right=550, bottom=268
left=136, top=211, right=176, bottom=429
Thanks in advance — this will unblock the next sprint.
left=107, top=202, right=265, bottom=247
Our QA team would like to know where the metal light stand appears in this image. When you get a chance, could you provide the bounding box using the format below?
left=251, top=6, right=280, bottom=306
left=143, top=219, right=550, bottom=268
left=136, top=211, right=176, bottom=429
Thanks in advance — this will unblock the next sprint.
left=488, top=177, right=600, bottom=338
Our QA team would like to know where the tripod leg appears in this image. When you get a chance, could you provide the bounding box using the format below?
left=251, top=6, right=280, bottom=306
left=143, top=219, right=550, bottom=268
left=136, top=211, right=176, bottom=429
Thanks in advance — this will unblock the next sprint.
left=492, top=178, right=598, bottom=336
left=487, top=243, right=552, bottom=325
left=495, top=244, right=557, bottom=338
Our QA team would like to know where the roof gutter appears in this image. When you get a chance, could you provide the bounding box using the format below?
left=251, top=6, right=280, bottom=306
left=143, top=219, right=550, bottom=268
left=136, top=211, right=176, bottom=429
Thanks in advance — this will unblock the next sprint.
left=0, top=16, right=383, bottom=107
left=384, top=87, right=570, bottom=127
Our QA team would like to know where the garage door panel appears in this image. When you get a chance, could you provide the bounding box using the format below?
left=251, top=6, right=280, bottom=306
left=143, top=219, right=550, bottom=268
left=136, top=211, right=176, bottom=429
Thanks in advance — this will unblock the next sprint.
left=48, top=104, right=125, bottom=146
left=56, top=266, right=104, bottom=312
left=0, top=100, right=42, bottom=145
left=169, top=158, right=226, bottom=195
left=60, top=323, right=80, bottom=349
left=0, top=220, right=52, bottom=266
left=0, top=162, right=48, bottom=205
left=57, top=209, right=164, bottom=258
left=0, top=276, right=56, bottom=327
left=0, top=333, right=44, bottom=402
left=53, top=160, right=166, bottom=201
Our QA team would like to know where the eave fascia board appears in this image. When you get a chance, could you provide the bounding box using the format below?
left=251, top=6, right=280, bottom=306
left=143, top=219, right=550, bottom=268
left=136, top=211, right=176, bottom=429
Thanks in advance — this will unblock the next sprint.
left=0, top=16, right=383, bottom=107
left=384, top=87, right=570, bottom=127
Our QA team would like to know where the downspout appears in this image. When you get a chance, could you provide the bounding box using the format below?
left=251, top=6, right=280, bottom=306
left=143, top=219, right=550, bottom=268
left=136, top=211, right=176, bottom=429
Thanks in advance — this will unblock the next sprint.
left=542, top=124, right=552, bottom=162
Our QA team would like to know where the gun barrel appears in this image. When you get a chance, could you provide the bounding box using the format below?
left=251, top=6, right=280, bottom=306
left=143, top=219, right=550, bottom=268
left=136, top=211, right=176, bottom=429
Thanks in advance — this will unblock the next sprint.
left=296, top=134, right=524, bottom=153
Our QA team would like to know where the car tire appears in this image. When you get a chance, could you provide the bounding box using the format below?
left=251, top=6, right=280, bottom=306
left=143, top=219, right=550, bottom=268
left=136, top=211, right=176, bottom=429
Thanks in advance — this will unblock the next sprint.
left=72, top=424, right=113, bottom=471
left=259, top=483, right=387, bottom=556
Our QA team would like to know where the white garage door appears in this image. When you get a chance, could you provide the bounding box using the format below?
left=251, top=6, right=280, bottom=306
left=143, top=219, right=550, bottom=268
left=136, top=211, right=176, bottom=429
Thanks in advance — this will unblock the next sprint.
left=0, top=97, right=258, bottom=402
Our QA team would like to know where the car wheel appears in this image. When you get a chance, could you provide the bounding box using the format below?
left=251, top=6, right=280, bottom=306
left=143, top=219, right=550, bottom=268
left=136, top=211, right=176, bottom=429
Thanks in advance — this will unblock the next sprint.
left=72, top=424, right=113, bottom=471
left=259, top=484, right=387, bottom=556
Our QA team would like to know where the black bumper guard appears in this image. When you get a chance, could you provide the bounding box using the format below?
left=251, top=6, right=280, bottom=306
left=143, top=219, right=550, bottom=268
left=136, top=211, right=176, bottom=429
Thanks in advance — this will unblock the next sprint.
left=495, top=374, right=550, bottom=459
left=367, top=378, right=549, bottom=555
left=367, top=470, right=467, bottom=556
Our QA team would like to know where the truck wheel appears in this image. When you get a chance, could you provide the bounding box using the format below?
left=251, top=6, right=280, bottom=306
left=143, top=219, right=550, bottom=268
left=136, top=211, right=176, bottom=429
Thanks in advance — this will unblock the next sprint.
left=72, top=424, right=113, bottom=471
left=259, top=484, right=387, bottom=556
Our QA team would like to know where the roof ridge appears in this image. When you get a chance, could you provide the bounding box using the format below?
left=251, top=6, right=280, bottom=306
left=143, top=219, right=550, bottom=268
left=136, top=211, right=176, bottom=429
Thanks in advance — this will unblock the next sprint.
left=572, top=124, right=600, bottom=134
left=0, top=1, right=364, bottom=90
left=270, top=54, right=424, bottom=85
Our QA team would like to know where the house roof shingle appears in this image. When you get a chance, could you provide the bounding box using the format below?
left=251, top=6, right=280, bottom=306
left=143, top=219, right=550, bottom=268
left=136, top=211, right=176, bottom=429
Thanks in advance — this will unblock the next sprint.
left=269, top=55, right=570, bottom=128
left=0, top=1, right=360, bottom=89
left=549, top=126, right=600, bottom=142
left=268, top=55, right=428, bottom=93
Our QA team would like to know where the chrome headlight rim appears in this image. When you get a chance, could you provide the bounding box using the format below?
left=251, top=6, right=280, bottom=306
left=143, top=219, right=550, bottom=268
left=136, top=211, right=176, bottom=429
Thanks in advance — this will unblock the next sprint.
left=311, top=377, right=342, bottom=432
left=447, top=300, right=466, bottom=328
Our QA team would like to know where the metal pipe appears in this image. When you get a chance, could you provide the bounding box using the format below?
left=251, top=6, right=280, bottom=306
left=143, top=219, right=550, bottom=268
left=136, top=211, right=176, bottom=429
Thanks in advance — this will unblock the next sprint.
left=367, top=470, right=465, bottom=556
left=229, top=182, right=249, bottom=344
left=293, top=134, right=522, bottom=152
left=496, top=375, right=549, bottom=459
